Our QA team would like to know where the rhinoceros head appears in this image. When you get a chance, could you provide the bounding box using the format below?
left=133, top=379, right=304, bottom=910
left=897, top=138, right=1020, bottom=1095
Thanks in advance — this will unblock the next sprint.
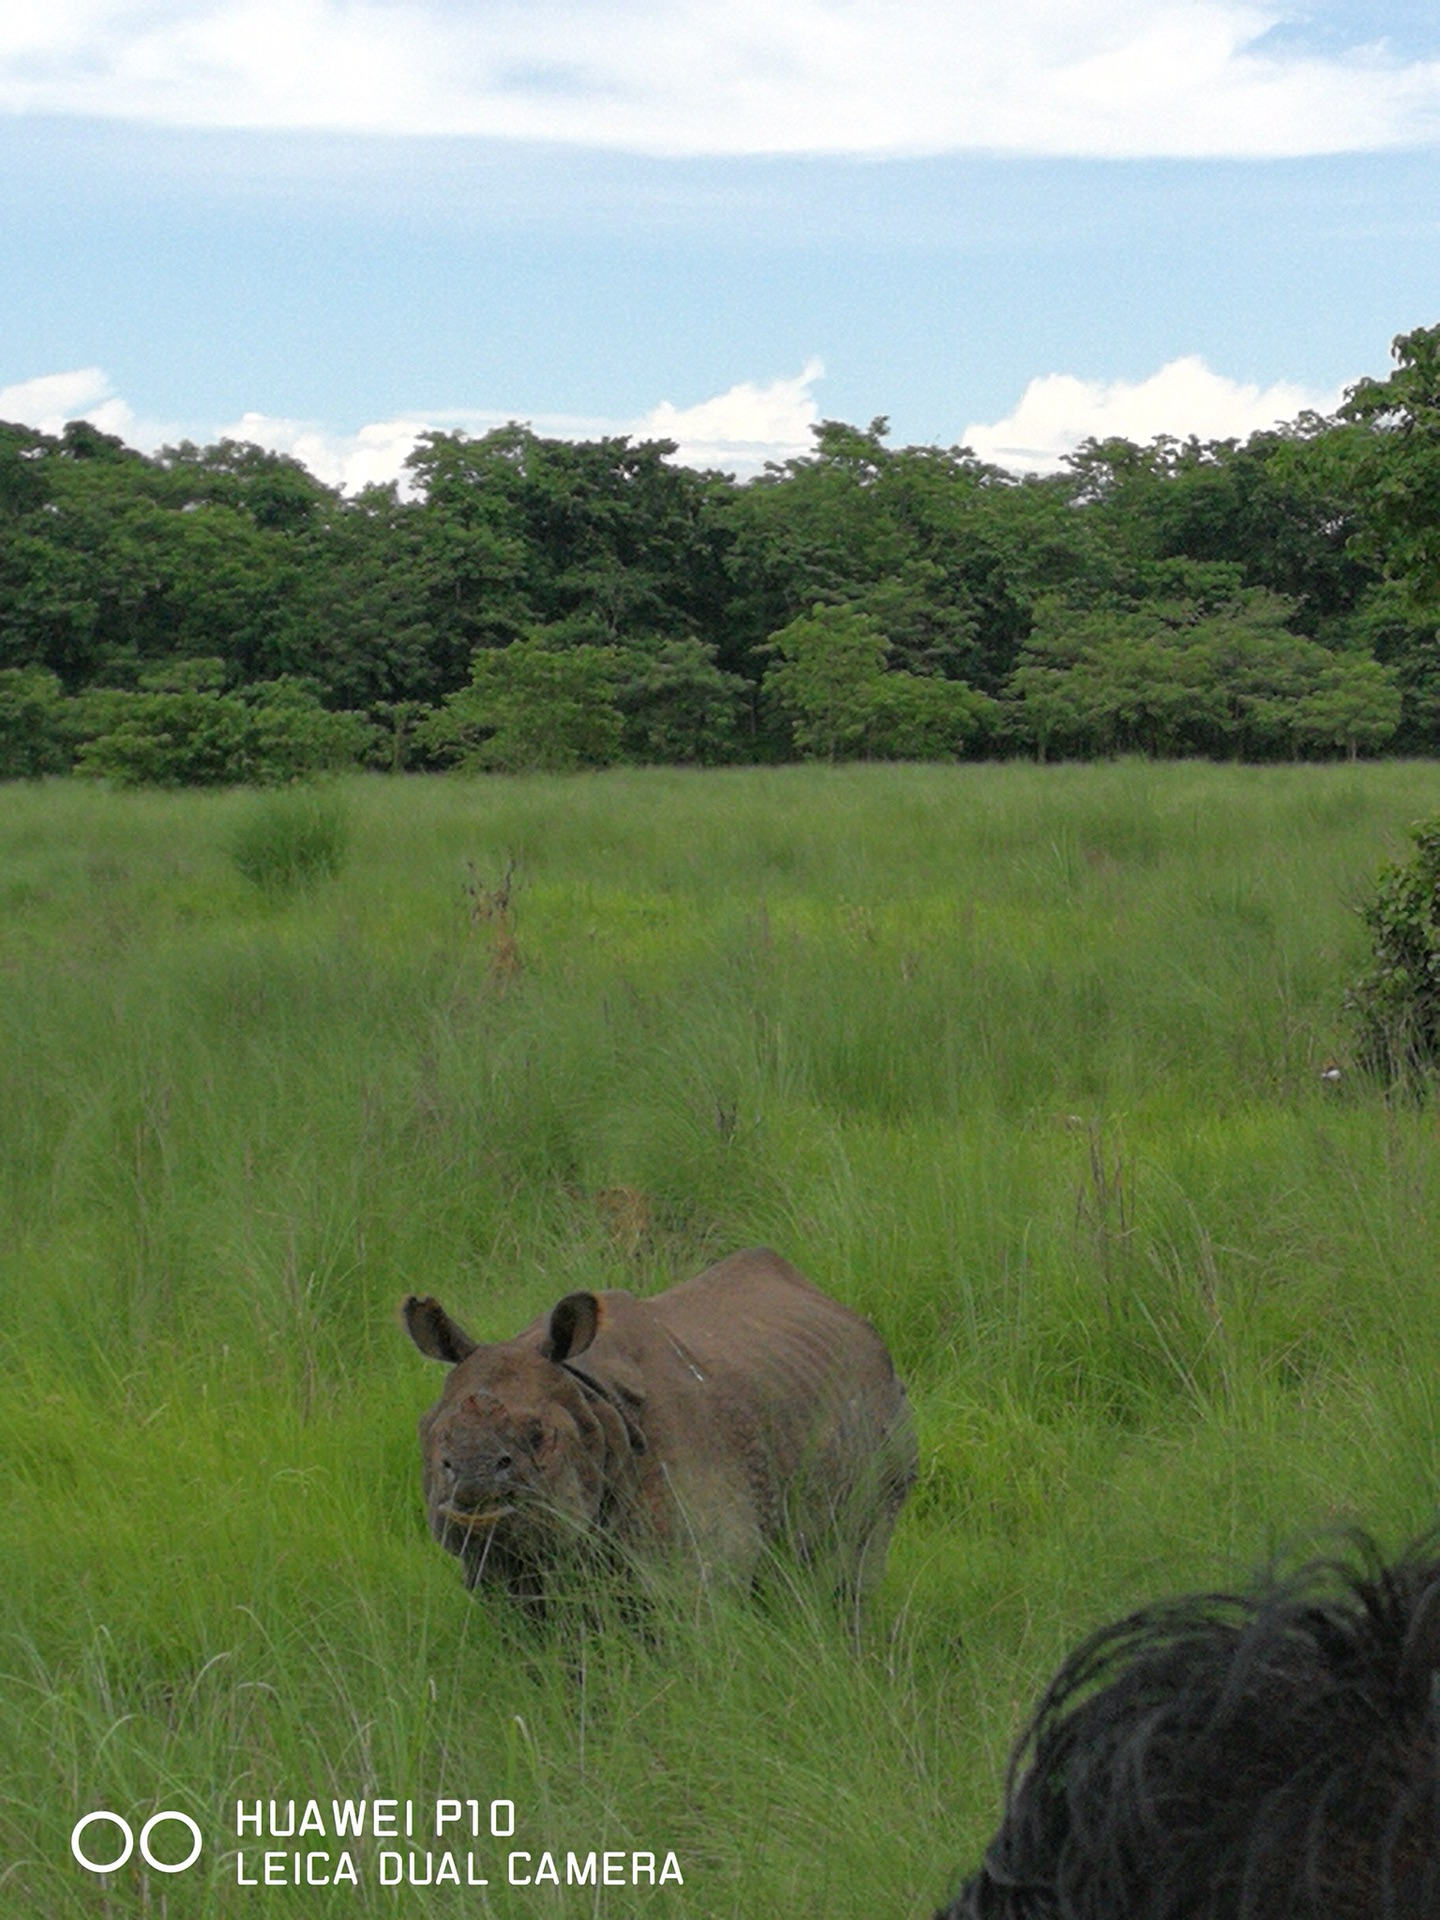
left=402, top=1289, right=645, bottom=1593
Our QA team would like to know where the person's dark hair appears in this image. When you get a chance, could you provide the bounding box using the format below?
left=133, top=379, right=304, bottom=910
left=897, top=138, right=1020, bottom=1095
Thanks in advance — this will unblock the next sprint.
left=940, top=1534, right=1440, bottom=1918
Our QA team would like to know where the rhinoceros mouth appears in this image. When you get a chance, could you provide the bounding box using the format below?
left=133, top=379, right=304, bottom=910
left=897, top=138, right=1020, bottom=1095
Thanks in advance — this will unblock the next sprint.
left=437, top=1503, right=514, bottom=1534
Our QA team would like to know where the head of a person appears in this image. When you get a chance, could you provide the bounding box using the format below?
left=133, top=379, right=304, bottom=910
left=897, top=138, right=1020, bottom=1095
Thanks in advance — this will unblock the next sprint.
left=940, top=1534, right=1440, bottom=1919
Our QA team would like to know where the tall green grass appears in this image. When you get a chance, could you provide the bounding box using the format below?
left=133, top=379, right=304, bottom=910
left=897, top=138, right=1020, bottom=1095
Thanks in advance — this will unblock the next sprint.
left=226, top=784, right=351, bottom=901
left=3, top=760, right=1440, bottom=1916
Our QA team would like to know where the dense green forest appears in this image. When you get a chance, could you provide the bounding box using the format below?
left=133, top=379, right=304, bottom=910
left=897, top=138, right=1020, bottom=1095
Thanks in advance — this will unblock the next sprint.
left=4, top=324, right=1440, bottom=784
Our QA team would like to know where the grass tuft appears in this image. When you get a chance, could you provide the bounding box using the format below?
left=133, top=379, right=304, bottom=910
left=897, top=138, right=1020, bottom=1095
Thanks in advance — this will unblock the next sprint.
left=227, top=785, right=351, bottom=900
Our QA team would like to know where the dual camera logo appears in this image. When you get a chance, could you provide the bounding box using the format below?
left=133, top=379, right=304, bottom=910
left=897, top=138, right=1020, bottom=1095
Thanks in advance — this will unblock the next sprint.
left=71, top=1810, right=203, bottom=1876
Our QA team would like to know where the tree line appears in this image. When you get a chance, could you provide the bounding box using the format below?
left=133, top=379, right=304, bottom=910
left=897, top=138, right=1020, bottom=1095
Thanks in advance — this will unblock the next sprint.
left=3, top=323, right=1440, bottom=783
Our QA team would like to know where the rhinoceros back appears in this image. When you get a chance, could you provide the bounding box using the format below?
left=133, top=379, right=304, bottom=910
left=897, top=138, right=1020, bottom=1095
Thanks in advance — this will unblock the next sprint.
left=641, top=1248, right=916, bottom=1588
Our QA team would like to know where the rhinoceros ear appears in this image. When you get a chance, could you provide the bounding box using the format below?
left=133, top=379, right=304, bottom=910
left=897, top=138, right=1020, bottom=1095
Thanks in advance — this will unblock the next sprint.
left=402, top=1295, right=478, bottom=1365
left=544, top=1291, right=601, bottom=1363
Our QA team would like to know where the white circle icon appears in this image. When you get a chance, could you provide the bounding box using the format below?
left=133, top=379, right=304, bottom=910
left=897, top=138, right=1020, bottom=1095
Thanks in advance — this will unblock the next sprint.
left=70, top=1809, right=203, bottom=1874
left=139, top=1811, right=203, bottom=1873
left=70, top=1812, right=134, bottom=1874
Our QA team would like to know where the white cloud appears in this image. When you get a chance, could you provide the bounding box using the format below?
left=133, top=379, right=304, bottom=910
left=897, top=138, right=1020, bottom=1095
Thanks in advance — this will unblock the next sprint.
left=216, top=409, right=437, bottom=493
left=0, top=365, right=142, bottom=440
left=962, top=355, right=1344, bottom=473
left=636, top=359, right=823, bottom=472
left=2, top=356, right=1346, bottom=488
left=2, top=1, right=1439, bottom=157
left=2, top=360, right=822, bottom=487
left=219, top=361, right=827, bottom=487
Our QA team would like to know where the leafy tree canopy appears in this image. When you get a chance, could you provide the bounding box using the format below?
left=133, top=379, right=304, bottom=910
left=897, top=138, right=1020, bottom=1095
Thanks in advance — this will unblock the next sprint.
left=4, top=342, right=1440, bottom=784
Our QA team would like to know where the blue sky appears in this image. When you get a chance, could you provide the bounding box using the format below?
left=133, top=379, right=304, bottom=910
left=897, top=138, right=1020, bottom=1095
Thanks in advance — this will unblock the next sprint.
left=3, top=3, right=1440, bottom=484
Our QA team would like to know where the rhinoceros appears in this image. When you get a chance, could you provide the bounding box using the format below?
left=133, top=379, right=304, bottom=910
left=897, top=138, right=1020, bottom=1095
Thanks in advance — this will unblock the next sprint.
left=402, top=1248, right=916, bottom=1604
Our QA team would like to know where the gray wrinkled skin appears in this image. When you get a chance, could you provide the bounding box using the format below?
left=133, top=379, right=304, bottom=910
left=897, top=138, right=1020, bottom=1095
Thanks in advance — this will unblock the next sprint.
left=402, top=1248, right=917, bottom=1607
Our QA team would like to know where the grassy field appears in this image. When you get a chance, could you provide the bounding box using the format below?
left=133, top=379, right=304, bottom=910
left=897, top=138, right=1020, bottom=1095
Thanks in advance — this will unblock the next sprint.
left=4, top=758, right=1440, bottom=1918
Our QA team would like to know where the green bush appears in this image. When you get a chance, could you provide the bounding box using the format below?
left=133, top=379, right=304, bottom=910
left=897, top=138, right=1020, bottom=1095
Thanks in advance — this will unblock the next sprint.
left=1347, top=814, right=1440, bottom=1083
left=72, top=681, right=373, bottom=787
left=238, top=678, right=376, bottom=781
left=616, top=635, right=747, bottom=764
left=762, top=604, right=891, bottom=760
left=226, top=784, right=351, bottom=898
left=0, top=667, right=71, bottom=778
left=75, top=689, right=255, bottom=787
left=763, top=604, right=994, bottom=762
left=1004, top=593, right=1403, bottom=763
left=864, top=671, right=996, bottom=760
left=420, top=633, right=625, bottom=772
